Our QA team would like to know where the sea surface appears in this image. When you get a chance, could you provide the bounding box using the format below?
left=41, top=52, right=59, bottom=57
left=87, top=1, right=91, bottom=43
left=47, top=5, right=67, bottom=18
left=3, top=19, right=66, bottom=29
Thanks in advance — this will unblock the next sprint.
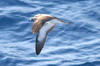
left=0, top=0, right=100, bottom=66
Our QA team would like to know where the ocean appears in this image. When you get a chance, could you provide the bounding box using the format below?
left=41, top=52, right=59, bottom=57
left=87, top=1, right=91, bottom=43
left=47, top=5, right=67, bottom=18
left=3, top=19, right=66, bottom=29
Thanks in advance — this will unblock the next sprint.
left=0, top=0, right=100, bottom=66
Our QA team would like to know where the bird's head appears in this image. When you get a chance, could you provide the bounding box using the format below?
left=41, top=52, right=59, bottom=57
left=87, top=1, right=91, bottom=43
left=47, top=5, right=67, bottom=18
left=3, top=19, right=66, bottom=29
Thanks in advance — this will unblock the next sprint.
left=30, top=14, right=52, bottom=20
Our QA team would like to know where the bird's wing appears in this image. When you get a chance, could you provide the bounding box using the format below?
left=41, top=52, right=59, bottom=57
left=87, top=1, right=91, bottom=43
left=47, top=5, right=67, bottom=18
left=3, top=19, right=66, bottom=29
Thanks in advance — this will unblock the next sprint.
left=32, top=16, right=53, bottom=34
left=36, top=22, right=55, bottom=55
left=32, top=21, right=42, bottom=34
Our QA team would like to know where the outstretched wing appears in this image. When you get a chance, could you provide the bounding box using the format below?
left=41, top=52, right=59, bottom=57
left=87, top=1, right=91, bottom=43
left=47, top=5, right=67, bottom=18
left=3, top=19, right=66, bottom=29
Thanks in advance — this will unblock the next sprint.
left=35, top=22, right=55, bottom=55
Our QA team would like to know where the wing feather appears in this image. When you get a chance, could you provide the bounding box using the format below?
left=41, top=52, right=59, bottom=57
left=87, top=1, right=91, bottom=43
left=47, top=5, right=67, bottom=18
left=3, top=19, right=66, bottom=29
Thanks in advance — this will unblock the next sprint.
left=32, top=21, right=42, bottom=34
left=35, top=22, right=55, bottom=55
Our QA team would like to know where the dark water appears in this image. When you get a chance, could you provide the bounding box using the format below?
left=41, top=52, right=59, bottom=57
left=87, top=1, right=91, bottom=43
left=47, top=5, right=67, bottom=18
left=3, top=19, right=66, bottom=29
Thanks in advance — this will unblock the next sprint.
left=0, top=0, right=100, bottom=66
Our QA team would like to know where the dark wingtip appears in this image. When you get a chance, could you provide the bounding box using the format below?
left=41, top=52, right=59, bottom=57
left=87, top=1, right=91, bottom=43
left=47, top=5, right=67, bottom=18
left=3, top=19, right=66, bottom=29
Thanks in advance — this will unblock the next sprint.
left=36, top=52, right=40, bottom=55
left=36, top=49, right=41, bottom=55
left=36, top=43, right=44, bottom=55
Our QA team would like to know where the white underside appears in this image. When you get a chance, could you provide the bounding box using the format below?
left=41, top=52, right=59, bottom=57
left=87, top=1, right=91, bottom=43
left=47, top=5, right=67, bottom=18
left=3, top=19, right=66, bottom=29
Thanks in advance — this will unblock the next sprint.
left=38, top=22, right=55, bottom=41
left=38, top=19, right=63, bottom=41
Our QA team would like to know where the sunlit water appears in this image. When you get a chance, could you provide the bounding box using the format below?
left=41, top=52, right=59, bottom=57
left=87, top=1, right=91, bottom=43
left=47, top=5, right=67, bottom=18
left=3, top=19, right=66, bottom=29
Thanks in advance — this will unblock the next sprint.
left=0, top=0, right=100, bottom=66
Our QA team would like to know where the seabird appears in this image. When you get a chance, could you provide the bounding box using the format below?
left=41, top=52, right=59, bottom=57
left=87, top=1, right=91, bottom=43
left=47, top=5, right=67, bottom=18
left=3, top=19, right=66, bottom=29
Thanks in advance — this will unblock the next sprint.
left=30, top=14, right=69, bottom=55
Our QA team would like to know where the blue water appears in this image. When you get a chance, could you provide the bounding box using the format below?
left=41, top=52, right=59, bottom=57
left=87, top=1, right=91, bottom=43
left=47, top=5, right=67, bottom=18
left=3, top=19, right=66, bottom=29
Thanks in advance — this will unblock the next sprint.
left=0, top=0, right=100, bottom=66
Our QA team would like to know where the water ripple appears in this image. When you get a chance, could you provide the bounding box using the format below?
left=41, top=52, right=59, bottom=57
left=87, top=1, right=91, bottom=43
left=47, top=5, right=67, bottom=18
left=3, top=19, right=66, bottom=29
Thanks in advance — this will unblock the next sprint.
left=0, top=0, right=100, bottom=66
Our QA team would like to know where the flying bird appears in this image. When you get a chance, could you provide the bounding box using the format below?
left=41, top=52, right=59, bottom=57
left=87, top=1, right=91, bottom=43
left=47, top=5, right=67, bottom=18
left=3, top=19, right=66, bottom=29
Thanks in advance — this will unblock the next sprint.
left=30, top=14, right=69, bottom=55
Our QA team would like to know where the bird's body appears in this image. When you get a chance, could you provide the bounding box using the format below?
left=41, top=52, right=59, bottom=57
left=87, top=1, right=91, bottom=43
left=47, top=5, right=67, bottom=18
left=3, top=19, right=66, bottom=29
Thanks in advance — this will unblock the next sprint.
left=30, top=14, right=69, bottom=55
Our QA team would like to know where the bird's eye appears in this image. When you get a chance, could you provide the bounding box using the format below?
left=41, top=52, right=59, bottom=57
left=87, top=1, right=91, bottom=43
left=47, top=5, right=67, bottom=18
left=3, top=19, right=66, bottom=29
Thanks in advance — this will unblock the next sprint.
left=35, top=16, right=38, bottom=17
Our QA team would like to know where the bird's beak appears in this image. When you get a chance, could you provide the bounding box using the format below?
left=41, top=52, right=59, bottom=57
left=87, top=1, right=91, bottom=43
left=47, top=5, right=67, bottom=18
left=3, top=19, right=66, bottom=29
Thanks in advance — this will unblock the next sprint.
left=30, top=17, right=35, bottom=21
